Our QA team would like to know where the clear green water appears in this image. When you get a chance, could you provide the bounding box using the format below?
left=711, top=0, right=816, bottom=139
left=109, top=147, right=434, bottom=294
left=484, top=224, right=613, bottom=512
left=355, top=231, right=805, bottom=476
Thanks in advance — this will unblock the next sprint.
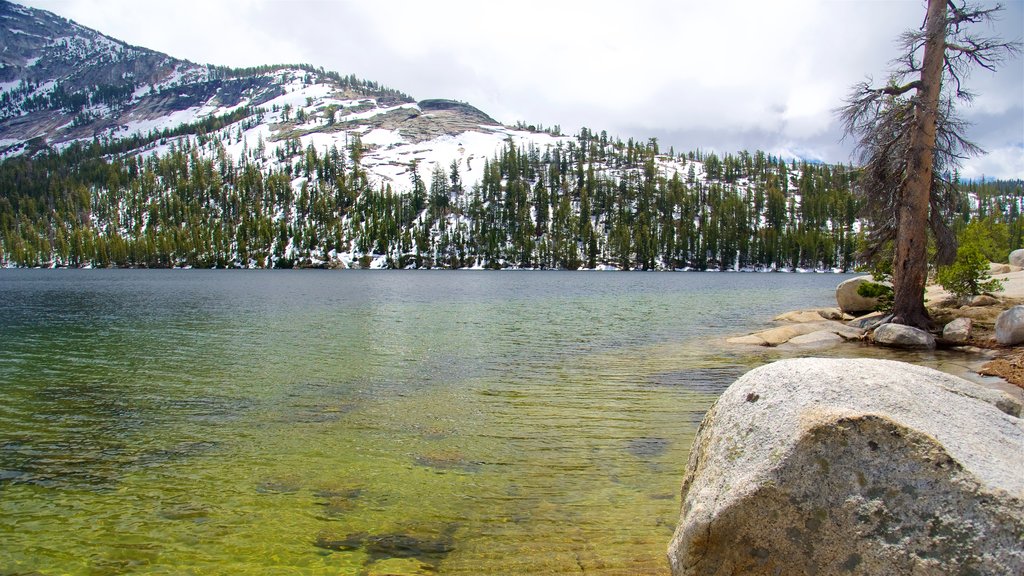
left=0, top=270, right=956, bottom=575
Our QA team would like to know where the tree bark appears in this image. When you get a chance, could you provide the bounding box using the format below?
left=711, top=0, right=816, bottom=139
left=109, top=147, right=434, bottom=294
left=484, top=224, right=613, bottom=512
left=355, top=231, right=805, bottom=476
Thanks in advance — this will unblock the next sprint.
left=891, top=0, right=946, bottom=330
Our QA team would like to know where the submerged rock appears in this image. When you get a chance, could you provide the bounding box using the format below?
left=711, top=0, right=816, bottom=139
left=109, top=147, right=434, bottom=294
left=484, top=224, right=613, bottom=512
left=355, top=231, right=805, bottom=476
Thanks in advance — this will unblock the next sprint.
left=414, top=450, right=480, bottom=472
left=667, top=358, right=1023, bottom=576
left=626, top=437, right=670, bottom=458
left=315, top=527, right=456, bottom=568
left=255, top=475, right=303, bottom=494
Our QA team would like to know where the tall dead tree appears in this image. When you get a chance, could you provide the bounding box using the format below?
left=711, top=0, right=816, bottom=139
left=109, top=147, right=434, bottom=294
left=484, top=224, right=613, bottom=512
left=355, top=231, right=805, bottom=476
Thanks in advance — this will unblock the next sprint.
left=840, top=0, right=1020, bottom=329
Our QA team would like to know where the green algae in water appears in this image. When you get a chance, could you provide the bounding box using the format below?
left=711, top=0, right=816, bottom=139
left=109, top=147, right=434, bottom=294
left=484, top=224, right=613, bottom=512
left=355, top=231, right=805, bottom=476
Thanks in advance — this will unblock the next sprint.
left=1, top=270, right=861, bottom=575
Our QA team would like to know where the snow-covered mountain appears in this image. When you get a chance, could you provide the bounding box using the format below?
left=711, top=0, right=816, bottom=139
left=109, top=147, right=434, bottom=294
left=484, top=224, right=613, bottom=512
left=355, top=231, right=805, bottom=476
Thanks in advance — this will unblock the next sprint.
left=0, top=0, right=904, bottom=273
left=0, top=0, right=587, bottom=193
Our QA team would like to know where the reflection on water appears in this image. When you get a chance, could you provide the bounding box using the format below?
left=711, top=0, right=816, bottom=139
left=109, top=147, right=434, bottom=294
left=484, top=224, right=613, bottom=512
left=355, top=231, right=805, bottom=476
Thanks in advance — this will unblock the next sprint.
left=0, top=269, right=991, bottom=574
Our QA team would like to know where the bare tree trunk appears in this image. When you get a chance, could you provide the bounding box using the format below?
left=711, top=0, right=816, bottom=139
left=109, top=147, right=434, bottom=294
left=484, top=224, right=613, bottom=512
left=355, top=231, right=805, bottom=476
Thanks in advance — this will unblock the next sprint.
left=891, top=0, right=946, bottom=330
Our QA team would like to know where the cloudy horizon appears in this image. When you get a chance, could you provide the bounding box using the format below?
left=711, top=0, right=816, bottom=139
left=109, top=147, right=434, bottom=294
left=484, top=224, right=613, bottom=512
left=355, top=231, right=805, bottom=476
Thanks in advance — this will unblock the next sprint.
left=19, top=0, right=1024, bottom=179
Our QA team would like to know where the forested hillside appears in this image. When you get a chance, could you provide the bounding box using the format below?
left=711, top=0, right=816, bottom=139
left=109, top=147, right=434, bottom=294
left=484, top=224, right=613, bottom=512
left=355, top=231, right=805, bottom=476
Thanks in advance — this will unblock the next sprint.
left=2, top=127, right=1020, bottom=270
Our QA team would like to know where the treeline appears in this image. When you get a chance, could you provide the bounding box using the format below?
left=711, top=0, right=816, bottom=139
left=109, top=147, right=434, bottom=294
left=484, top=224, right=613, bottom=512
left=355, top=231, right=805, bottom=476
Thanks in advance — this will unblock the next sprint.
left=1, top=128, right=1020, bottom=270
left=1, top=79, right=137, bottom=117
left=208, top=64, right=414, bottom=104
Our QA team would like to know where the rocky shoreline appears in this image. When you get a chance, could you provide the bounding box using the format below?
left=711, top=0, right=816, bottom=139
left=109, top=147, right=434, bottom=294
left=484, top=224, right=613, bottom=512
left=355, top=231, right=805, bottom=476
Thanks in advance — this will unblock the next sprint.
left=724, top=264, right=1024, bottom=394
left=668, top=257, right=1024, bottom=575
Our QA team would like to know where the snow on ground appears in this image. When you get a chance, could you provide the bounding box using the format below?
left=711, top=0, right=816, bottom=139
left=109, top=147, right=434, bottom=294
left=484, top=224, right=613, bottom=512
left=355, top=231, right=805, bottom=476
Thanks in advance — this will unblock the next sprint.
left=131, top=84, right=154, bottom=99
left=303, top=130, right=351, bottom=156
left=362, top=128, right=404, bottom=148
left=360, top=126, right=573, bottom=190
left=115, top=106, right=209, bottom=137
left=263, top=80, right=336, bottom=113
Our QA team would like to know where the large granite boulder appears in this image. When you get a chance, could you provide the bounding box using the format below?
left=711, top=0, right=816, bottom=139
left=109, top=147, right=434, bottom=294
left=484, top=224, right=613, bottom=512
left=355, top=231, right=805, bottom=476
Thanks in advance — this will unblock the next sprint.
left=1009, top=249, right=1024, bottom=269
left=668, top=358, right=1023, bottom=576
left=996, top=305, right=1024, bottom=346
left=835, top=276, right=881, bottom=314
left=872, top=323, right=936, bottom=350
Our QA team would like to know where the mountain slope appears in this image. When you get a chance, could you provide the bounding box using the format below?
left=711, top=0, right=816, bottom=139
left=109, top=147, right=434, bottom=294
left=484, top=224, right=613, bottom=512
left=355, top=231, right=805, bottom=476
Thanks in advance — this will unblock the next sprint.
left=2, top=1, right=1020, bottom=271
left=0, top=0, right=569, bottom=193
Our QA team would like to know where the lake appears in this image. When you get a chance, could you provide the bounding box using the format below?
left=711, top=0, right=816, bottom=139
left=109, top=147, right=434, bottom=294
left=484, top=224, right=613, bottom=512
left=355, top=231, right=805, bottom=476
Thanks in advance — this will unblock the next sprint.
left=0, top=270, right=990, bottom=575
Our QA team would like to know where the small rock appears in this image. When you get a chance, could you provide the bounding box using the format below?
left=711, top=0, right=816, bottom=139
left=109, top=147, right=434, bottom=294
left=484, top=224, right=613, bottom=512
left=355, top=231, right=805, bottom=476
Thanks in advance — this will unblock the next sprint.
left=848, top=311, right=888, bottom=330
left=995, top=305, right=1024, bottom=346
left=969, top=294, right=1000, bottom=307
left=836, top=276, right=882, bottom=314
left=774, top=310, right=830, bottom=323
left=1009, top=249, right=1024, bottom=268
left=873, top=323, right=936, bottom=350
left=816, top=307, right=851, bottom=321
left=830, top=323, right=868, bottom=340
left=779, top=331, right=844, bottom=349
left=753, top=322, right=836, bottom=346
left=942, top=317, right=972, bottom=344
left=989, top=262, right=1012, bottom=275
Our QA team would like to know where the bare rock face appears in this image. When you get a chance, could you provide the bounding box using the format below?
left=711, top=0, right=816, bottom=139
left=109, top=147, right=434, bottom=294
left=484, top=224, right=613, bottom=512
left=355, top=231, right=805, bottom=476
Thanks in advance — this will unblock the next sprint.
left=872, top=323, right=936, bottom=350
left=835, top=276, right=881, bottom=314
left=668, top=358, right=1023, bottom=576
left=996, top=305, right=1024, bottom=346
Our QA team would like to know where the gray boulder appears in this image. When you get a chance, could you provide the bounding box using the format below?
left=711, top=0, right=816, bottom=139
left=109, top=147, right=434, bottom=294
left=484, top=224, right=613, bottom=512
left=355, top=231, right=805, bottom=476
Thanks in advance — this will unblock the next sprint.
left=835, top=276, right=881, bottom=314
left=990, top=262, right=1012, bottom=275
left=668, top=358, right=1023, bottom=576
left=970, top=294, right=1000, bottom=307
left=996, top=305, right=1024, bottom=346
left=777, top=330, right=845, bottom=350
left=1010, top=249, right=1024, bottom=268
left=942, top=317, right=972, bottom=344
left=873, top=323, right=936, bottom=350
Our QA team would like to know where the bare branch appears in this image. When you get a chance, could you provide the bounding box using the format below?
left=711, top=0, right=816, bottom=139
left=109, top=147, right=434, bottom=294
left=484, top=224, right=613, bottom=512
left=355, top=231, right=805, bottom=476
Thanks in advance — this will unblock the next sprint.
left=878, top=81, right=923, bottom=96
left=946, top=37, right=1022, bottom=72
left=947, top=0, right=1002, bottom=30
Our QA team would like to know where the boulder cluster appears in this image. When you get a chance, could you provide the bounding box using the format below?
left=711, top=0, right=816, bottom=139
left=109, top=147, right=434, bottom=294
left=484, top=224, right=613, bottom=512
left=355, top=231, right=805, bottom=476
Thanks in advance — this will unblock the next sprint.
left=729, top=249, right=1024, bottom=351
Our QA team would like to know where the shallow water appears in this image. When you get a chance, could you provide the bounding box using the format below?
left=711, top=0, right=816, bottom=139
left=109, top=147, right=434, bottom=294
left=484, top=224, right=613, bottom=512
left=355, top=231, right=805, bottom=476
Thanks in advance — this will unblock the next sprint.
left=0, top=270, right=997, bottom=575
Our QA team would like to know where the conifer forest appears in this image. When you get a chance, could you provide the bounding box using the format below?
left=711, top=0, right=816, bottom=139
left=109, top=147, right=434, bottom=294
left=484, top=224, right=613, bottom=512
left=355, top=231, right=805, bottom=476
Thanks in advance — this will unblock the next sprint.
left=1, top=127, right=1020, bottom=270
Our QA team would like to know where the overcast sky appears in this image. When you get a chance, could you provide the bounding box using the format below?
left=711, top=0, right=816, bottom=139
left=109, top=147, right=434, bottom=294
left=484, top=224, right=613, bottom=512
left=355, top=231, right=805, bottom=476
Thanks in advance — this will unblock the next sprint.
left=21, top=0, right=1024, bottom=179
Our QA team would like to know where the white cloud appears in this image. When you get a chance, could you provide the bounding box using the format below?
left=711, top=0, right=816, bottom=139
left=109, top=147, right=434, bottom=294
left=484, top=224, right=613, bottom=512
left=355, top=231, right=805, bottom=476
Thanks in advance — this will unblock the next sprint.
left=18, top=0, right=1024, bottom=177
left=961, top=146, right=1024, bottom=181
